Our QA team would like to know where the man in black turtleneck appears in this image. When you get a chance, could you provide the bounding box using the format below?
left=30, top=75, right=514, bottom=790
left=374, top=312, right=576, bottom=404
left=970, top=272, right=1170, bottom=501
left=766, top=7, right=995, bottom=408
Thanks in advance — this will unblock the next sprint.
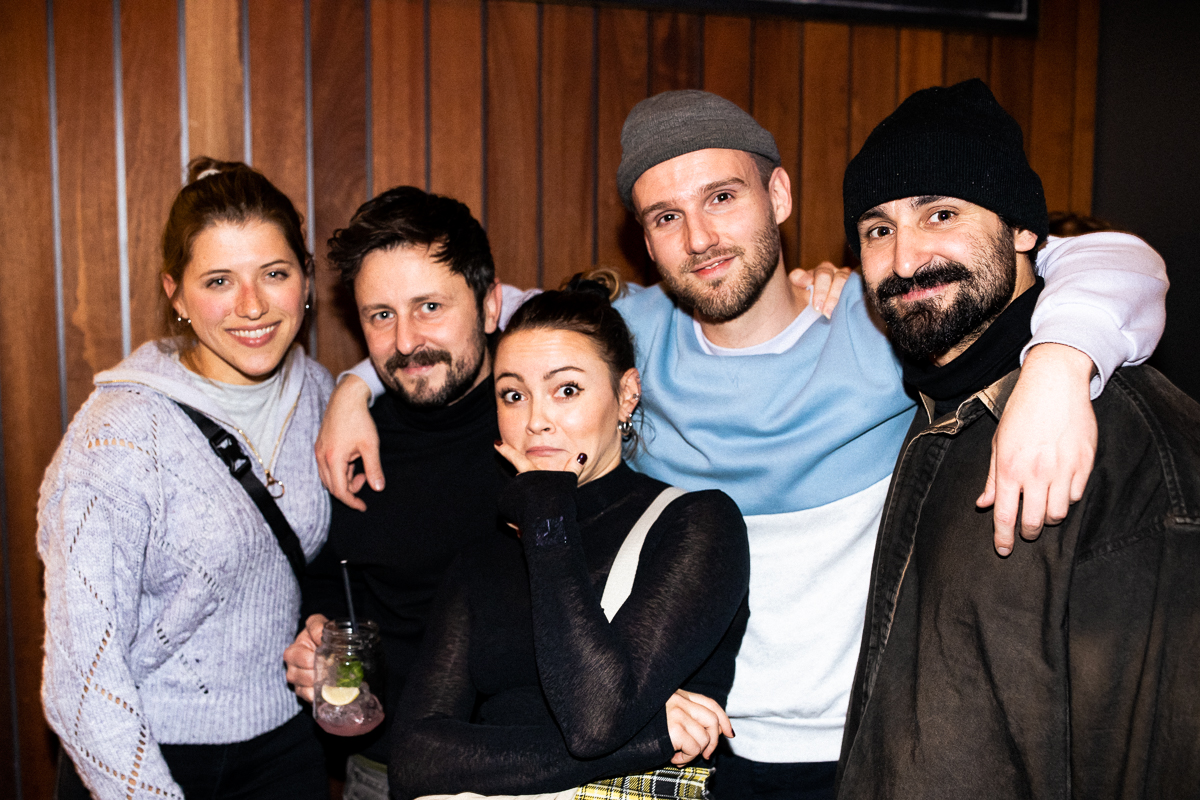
left=285, top=187, right=507, bottom=798
left=836, top=80, right=1200, bottom=799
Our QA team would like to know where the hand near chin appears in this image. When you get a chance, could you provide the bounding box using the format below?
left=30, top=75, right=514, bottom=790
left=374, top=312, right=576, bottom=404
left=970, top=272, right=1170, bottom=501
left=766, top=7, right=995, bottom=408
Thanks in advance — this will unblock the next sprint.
left=493, top=440, right=586, bottom=480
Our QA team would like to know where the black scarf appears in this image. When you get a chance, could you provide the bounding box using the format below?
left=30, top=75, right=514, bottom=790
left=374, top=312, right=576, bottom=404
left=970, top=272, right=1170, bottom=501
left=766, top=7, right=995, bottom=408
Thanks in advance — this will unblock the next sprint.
left=902, top=277, right=1045, bottom=419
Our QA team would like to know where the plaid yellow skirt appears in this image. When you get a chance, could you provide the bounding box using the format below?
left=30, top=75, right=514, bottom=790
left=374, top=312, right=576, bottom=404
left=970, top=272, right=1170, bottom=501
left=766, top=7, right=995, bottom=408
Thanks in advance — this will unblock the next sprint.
left=575, top=767, right=712, bottom=800
left=415, top=766, right=713, bottom=800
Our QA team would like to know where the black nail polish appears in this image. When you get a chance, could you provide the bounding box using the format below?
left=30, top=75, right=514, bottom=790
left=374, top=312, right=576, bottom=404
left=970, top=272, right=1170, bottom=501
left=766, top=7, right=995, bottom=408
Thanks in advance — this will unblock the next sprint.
left=576, top=453, right=588, bottom=465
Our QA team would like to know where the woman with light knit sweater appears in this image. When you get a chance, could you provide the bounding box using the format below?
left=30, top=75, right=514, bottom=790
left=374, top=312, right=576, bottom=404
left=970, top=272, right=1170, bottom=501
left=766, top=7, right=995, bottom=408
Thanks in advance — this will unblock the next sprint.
left=39, top=158, right=333, bottom=800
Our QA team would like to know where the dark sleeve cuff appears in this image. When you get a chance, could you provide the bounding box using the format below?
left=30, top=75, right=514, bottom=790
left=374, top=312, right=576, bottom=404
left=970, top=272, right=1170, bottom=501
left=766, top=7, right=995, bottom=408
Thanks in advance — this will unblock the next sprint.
left=498, top=470, right=580, bottom=548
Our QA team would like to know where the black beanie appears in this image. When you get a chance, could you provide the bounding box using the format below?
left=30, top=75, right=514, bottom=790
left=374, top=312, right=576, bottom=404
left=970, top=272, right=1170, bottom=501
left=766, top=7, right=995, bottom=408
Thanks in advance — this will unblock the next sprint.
left=842, top=79, right=1048, bottom=257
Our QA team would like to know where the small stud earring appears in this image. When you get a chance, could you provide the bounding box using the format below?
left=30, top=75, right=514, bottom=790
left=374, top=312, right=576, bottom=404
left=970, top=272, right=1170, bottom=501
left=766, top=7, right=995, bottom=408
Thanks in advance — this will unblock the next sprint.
left=177, top=315, right=190, bottom=325
left=304, top=302, right=311, bottom=311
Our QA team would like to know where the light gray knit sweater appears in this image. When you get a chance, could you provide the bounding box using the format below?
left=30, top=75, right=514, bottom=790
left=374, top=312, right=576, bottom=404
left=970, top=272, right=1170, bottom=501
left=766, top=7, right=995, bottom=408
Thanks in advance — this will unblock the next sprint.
left=38, top=340, right=333, bottom=800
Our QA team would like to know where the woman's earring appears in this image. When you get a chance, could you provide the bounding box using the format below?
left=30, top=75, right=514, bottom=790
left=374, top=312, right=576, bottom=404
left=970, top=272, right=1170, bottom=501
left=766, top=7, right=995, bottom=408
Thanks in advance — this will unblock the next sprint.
left=618, top=417, right=634, bottom=441
left=177, top=314, right=190, bottom=325
left=304, top=302, right=311, bottom=311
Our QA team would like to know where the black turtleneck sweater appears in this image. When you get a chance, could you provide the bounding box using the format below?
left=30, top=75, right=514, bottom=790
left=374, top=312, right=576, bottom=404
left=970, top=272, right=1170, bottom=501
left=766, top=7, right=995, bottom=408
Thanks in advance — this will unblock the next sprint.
left=902, top=278, right=1045, bottom=418
left=388, top=463, right=751, bottom=800
left=303, top=376, right=505, bottom=762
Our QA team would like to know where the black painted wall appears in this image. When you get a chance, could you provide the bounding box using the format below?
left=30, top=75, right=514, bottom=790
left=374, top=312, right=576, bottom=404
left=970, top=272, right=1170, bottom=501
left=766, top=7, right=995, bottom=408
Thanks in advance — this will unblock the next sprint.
left=1094, top=0, right=1200, bottom=400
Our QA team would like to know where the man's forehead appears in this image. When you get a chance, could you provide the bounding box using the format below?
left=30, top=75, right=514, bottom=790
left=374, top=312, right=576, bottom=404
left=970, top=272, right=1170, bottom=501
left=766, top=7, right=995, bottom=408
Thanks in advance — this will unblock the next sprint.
left=860, top=195, right=974, bottom=219
left=356, top=243, right=467, bottom=295
left=631, top=147, right=758, bottom=207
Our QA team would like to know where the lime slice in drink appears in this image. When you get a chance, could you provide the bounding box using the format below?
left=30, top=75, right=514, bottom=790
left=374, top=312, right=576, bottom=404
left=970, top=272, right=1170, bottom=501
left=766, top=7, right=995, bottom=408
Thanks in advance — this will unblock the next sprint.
left=321, top=685, right=360, bottom=706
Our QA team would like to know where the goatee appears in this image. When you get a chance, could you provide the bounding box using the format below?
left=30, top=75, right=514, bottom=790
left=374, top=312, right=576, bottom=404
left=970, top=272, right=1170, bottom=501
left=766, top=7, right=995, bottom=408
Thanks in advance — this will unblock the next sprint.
left=663, top=223, right=782, bottom=323
left=866, top=230, right=1017, bottom=362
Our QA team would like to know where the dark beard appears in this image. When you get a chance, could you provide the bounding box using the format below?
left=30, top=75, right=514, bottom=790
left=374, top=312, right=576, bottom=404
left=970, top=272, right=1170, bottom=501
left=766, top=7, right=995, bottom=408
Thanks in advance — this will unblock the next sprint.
left=867, top=230, right=1017, bottom=362
left=381, top=326, right=488, bottom=408
left=663, top=223, right=782, bottom=323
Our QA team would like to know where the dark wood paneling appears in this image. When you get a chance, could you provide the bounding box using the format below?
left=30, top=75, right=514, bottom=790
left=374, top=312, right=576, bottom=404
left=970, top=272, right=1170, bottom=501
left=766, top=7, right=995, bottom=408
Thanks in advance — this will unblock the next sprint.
left=0, top=1, right=60, bottom=797
left=1070, top=0, right=1098, bottom=214
left=185, top=0, right=243, bottom=161
left=311, top=0, right=369, bottom=374
left=249, top=0, right=308, bottom=216
left=799, top=21, right=850, bottom=269
left=849, top=26, right=897, bottom=158
left=944, top=32, right=990, bottom=85
left=650, top=12, right=701, bottom=94
left=371, top=0, right=426, bottom=193
left=541, top=4, right=596, bottom=289
left=56, top=0, right=123, bottom=414
left=596, top=7, right=648, bottom=282
left=1029, top=0, right=1079, bottom=212
left=123, top=0, right=182, bottom=351
left=897, top=27, right=944, bottom=98
left=429, top=0, right=483, bottom=216
left=752, top=18, right=802, bottom=270
left=702, top=16, right=751, bottom=111
left=486, top=1, right=540, bottom=289
left=989, top=34, right=1035, bottom=146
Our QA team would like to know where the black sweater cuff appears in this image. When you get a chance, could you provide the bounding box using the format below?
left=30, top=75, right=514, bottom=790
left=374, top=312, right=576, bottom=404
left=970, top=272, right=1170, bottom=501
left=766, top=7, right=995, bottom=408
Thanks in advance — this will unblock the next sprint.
left=499, top=470, right=580, bottom=548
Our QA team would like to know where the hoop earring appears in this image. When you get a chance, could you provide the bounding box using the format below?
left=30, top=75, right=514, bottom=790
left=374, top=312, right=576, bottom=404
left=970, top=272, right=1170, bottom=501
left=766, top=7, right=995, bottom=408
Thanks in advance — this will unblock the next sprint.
left=618, top=418, right=634, bottom=442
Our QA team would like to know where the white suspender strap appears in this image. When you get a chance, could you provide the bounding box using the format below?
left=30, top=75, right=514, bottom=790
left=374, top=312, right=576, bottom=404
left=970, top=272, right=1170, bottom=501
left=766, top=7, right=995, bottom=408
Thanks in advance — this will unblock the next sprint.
left=599, top=486, right=687, bottom=622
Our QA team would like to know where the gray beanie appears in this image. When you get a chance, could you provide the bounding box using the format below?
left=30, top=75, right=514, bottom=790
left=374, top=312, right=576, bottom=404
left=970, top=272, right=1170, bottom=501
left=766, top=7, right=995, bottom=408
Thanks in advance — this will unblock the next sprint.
left=616, top=90, right=781, bottom=210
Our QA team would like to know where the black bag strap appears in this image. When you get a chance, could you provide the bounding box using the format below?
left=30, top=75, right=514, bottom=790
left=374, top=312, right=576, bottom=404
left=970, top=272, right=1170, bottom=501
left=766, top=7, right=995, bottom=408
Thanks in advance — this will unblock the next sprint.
left=175, top=402, right=307, bottom=581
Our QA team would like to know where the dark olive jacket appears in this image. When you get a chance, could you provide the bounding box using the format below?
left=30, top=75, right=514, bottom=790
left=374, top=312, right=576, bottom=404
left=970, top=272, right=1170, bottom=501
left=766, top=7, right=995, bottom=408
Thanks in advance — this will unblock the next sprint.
left=837, top=365, right=1200, bottom=800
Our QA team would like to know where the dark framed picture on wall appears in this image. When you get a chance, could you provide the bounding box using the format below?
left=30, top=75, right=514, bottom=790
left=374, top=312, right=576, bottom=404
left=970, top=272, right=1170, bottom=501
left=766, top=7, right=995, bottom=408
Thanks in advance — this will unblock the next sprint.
left=591, top=0, right=1040, bottom=34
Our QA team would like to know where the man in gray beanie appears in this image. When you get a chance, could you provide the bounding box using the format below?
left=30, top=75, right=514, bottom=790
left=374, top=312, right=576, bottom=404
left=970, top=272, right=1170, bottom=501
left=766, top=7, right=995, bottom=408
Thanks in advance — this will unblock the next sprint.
left=310, top=87, right=1167, bottom=800
left=835, top=79, right=1198, bottom=799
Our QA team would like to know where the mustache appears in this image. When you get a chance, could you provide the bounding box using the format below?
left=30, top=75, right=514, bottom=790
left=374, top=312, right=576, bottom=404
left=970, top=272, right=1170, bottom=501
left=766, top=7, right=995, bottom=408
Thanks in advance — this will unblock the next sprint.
left=385, top=348, right=453, bottom=373
left=874, top=262, right=973, bottom=303
left=683, top=245, right=745, bottom=272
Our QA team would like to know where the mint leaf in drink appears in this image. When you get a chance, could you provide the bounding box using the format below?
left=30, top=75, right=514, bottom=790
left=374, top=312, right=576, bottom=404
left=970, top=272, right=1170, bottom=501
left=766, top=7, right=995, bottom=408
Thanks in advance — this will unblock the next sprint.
left=336, top=659, right=364, bottom=688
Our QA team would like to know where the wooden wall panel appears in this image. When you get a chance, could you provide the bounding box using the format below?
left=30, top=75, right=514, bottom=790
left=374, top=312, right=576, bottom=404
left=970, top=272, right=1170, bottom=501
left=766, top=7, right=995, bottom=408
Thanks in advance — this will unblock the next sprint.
left=849, top=26, right=898, bottom=158
left=122, top=0, right=182, bottom=351
left=897, top=28, right=944, bottom=98
left=185, top=0, right=243, bottom=161
left=989, top=34, right=1035, bottom=145
left=372, top=0, right=426, bottom=193
left=486, top=1, right=540, bottom=289
left=596, top=7, right=649, bottom=282
left=799, top=21, right=850, bottom=269
left=752, top=18, right=802, bottom=270
left=56, top=0, right=123, bottom=413
left=651, top=12, right=701, bottom=93
left=311, top=0, right=369, bottom=374
left=944, top=32, right=991, bottom=85
left=702, top=16, right=752, bottom=110
left=541, top=4, right=597, bottom=288
left=1029, top=0, right=1079, bottom=212
left=249, top=0, right=308, bottom=216
left=1070, top=0, right=1098, bottom=214
left=429, top=0, right=483, bottom=216
left=0, top=2, right=60, bottom=797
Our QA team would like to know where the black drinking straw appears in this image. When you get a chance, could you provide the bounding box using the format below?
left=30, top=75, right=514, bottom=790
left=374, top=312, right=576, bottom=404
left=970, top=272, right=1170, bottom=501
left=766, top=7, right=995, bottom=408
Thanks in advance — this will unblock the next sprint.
left=340, top=559, right=358, bottom=632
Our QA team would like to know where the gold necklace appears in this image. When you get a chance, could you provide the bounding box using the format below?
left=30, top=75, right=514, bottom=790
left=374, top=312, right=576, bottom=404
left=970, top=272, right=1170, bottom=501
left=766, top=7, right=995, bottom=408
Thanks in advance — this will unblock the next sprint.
left=233, top=429, right=286, bottom=498
left=182, top=345, right=290, bottom=498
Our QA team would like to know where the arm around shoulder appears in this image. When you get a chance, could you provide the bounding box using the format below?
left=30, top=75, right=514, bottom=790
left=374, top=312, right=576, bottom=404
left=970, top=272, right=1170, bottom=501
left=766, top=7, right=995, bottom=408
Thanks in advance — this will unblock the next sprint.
left=1031, top=232, right=1167, bottom=397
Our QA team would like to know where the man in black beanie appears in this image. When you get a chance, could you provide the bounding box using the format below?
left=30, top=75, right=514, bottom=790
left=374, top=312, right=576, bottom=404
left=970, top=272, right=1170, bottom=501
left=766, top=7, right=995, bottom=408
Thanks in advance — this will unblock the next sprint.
left=837, top=79, right=1200, bottom=799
